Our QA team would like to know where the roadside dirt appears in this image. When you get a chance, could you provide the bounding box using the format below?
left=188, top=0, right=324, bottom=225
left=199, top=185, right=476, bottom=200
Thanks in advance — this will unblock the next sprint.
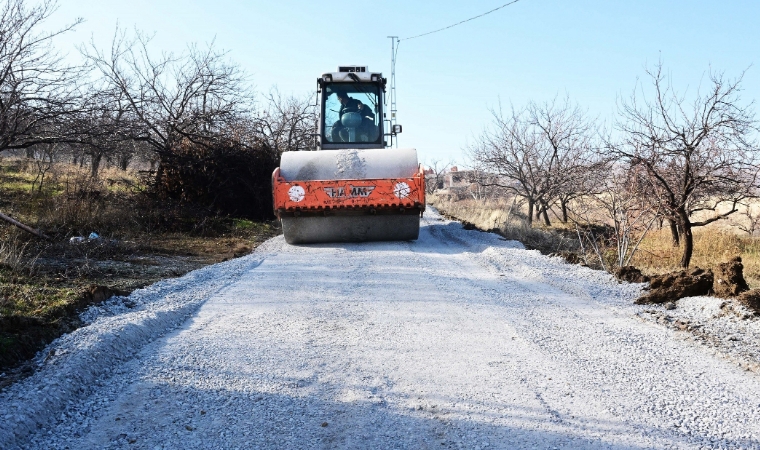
left=0, top=223, right=281, bottom=386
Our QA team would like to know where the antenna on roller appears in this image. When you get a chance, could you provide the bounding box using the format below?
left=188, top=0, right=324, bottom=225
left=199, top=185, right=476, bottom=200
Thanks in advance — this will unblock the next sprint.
left=387, top=36, right=399, bottom=148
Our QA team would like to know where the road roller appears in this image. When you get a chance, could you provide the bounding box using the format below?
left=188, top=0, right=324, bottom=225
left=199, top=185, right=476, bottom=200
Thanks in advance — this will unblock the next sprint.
left=272, top=66, right=425, bottom=244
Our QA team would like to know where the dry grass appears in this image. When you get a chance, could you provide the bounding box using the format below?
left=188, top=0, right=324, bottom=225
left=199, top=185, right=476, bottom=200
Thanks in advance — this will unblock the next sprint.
left=0, top=159, right=138, bottom=234
left=430, top=193, right=760, bottom=287
left=633, top=227, right=760, bottom=287
left=429, top=194, right=580, bottom=255
left=0, top=230, right=36, bottom=273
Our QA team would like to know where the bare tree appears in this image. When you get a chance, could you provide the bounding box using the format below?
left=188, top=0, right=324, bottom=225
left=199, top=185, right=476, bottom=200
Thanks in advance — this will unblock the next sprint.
left=468, top=99, right=597, bottom=226
left=611, top=63, right=759, bottom=268
left=733, top=205, right=760, bottom=237
left=526, top=98, right=599, bottom=224
left=82, top=29, right=286, bottom=218
left=252, top=88, right=317, bottom=154
left=424, top=159, right=450, bottom=194
left=468, top=106, right=548, bottom=226
left=66, top=85, right=139, bottom=177
left=0, top=0, right=83, bottom=153
left=573, top=166, right=658, bottom=271
left=733, top=202, right=760, bottom=236
left=463, top=169, right=503, bottom=200
left=109, top=140, right=141, bottom=171
left=83, top=29, right=252, bottom=163
left=27, top=142, right=59, bottom=193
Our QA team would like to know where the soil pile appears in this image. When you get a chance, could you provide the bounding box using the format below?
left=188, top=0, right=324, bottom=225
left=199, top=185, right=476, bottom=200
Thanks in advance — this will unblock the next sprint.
left=713, top=256, right=750, bottom=298
left=737, top=290, right=760, bottom=315
left=635, top=268, right=713, bottom=304
left=616, top=266, right=650, bottom=283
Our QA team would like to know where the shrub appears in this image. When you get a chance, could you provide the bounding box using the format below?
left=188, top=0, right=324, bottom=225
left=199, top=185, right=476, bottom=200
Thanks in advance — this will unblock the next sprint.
left=154, top=139, right=279, bottom=220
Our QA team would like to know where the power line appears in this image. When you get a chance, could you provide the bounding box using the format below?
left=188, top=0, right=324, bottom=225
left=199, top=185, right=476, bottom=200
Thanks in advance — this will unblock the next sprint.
left=389, top=1, right=524, bottom=147
left=403, top=0, right=523, bottom=41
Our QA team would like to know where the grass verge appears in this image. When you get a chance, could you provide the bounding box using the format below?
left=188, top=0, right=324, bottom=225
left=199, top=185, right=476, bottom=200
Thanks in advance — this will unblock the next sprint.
left=429, top=194, right=580, bottom=254
left=0, top=158, right=280, bottom=379
left=429, top=194, right=760, bottom=287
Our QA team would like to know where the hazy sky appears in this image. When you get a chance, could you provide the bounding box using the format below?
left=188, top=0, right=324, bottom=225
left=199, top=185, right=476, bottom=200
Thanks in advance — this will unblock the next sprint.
left=44, top=0, right=760, bottom=165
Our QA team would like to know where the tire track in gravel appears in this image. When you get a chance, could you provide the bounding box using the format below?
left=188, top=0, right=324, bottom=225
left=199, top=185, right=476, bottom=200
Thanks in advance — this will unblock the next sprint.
left=417, top=215, right=662, bottom=449
left=427, top=217, right=760, bottom=449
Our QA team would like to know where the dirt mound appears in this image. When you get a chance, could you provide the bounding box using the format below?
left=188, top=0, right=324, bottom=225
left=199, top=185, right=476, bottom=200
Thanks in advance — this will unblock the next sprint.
left=616, top=266, right=650, bottom=283
left=635, top=268, right=713, bottom=304
left=81, top=285, right=124, bottom=304
left=552, top=251, right=582, bottom=265
left=737, top=290, right=760, bottom=315
left=713, top=257, right=749, bottom=298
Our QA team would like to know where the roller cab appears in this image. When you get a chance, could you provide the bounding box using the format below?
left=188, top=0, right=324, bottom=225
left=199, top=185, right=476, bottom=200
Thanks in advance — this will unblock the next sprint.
left=272, top=66, right=425, bottom=244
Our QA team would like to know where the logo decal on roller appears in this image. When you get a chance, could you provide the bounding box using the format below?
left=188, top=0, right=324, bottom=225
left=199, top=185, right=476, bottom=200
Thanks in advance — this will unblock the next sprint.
left=324, top=185, right=375, bottom=198
left=288, top=185, right=305, bottom=202
left=394, top=182, right=411, bottom=199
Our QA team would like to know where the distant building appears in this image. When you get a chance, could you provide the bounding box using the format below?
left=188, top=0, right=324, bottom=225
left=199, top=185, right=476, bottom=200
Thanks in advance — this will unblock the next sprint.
left=444, top=168, right=476, bottom=189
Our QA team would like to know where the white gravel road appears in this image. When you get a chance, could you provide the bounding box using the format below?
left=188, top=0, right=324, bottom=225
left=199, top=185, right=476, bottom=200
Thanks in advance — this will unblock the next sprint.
left=2, top=208, right=760, bottom=449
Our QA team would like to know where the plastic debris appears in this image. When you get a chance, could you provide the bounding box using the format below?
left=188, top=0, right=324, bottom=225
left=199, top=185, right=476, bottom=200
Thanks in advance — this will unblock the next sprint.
left=69, top=236, right=85, bottom=244
left=88, top=232, right=100, bottom=240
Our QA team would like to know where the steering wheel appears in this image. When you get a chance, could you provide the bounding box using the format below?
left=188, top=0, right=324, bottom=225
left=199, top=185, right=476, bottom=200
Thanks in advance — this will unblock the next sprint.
left=340, top=112, right=363, bottom=128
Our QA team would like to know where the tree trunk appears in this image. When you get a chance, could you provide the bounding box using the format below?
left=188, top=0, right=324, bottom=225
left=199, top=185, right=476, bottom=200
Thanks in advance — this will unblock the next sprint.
left=541, top=202, right=551, bottom=226
left=678, top=212, right=693, bottom=268
left=561, top=199, right=568, bottom=223
left=526, top=199, right=534, bottom=226
left=668, top=218, right=680, bottom=247
left=91, top=153, right=102, bottom=178
left=0, top=211, right=51, bottom=240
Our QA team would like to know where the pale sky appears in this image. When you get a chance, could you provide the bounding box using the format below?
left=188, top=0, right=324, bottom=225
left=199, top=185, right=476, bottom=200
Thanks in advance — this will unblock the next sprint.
left=44, top=0, right=760, bottom=166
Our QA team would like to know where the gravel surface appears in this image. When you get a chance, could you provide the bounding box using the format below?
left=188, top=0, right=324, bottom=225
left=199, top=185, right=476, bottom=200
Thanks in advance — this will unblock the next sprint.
left=2, top=208, right=760, bottom=449
left=637, top=297, right=760, bottom=373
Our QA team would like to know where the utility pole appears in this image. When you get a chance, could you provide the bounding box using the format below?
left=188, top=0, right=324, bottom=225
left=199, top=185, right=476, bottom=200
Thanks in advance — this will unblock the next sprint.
left=387, top=36, right=399, bottom=148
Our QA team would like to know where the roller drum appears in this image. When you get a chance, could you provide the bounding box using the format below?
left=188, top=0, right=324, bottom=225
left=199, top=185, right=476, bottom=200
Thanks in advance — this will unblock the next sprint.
left=280, top=148, right=419, bottom=181
left=281, top=215, right=420, bottom=245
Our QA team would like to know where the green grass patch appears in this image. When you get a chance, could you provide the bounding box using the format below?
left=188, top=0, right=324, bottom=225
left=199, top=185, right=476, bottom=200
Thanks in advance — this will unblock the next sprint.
left=233, top=218, right=255, bottom=230
left=0, top=271, right=80, bottom=318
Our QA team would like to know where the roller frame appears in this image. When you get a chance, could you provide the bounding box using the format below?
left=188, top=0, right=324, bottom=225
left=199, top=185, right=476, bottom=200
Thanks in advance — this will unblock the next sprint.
left=272, top=165, right=426, bottom=244
left=272, top=165, right=426, bottom=217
